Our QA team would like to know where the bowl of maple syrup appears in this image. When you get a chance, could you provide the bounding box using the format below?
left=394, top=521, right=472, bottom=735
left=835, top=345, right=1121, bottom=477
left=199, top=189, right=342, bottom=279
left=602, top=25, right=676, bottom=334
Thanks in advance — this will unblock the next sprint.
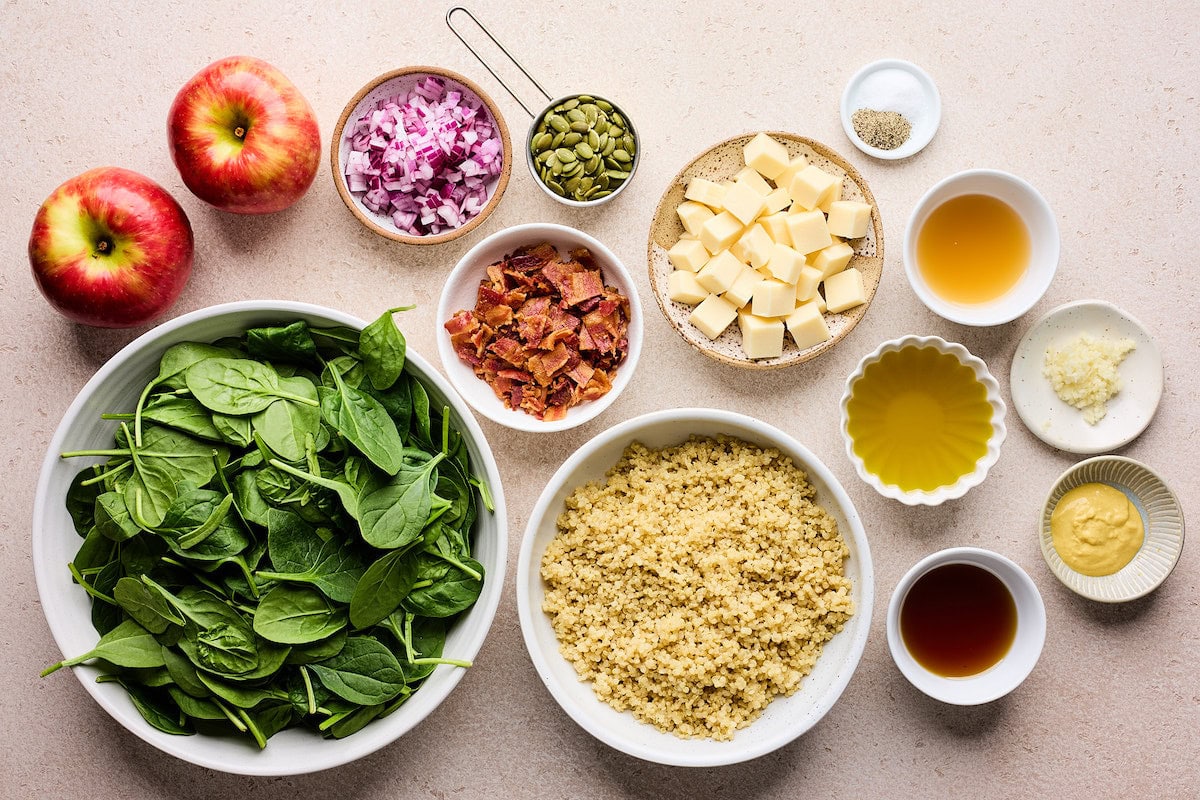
left=904, top=169, right=1059, bottom=326
left=886, top=547, right=1046, bottom=705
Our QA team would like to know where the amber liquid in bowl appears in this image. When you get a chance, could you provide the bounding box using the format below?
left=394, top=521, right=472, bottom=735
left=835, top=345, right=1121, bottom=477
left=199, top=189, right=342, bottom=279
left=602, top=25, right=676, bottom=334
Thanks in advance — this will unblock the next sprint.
left=845, top=346, right=994, bottom=492
left=916, top=193, right=1030, bottom=304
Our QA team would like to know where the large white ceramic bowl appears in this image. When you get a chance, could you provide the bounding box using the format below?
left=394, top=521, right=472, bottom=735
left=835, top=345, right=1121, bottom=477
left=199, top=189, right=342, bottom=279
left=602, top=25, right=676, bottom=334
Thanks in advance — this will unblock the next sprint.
left=436, top=222, right=643, bottom=433
left=517, top=408, right=873, bottom=766
left=32, top=300, right=507, bottom=776
left=904, top=169, right=1059, bottom=326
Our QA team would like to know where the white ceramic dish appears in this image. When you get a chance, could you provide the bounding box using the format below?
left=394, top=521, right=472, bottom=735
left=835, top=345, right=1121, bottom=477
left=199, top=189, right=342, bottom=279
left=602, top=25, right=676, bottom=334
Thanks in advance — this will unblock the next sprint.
left=903, top=169, right=1059, bottom=326
left=841, top=59, right=941, bottom=160
left=517, top=408, right=874, bottom=767
left=887, top=547, right=1046, bottom=705
left=840, top=335, right=1007, bottom=506
left=33, top=301, right=508, bottom=776
left=1010, top=300, right=1163, bottom=454
left=436, top=222, right=643, bottom=433
left=1040, top=456, right=1184, bottom=602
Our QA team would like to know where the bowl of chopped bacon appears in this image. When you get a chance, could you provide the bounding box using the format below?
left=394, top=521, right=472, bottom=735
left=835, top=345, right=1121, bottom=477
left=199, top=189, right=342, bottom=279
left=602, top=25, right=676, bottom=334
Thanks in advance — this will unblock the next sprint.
left=437, top=223, right=643, bottom=432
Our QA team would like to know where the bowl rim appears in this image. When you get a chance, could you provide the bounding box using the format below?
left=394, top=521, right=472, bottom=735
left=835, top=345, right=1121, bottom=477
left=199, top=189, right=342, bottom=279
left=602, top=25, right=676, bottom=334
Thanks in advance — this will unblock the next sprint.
left=329, top=65, right=513, bottom=245
left=524, top=92, right=639, bottom=207
left=839, top=58, right=942, bottom=160
left=885, top=546, right=1046, bottom=705
left=1039, top=455, right=1185, bottom=602
left=839, top=334, right=1008, bottom=505
left=434, top=222, right=644, bottom=432
left=32, top=299, right=508, bottom=775
left=902, top=168, right=1059, bottom=326
left=515, top=407, right=874, bottom=766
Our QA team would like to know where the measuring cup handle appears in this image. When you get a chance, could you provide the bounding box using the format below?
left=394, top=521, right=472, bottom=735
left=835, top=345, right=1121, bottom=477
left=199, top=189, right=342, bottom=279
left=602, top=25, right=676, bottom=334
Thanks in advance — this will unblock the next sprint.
left=445, top=6, right=553, bottom=118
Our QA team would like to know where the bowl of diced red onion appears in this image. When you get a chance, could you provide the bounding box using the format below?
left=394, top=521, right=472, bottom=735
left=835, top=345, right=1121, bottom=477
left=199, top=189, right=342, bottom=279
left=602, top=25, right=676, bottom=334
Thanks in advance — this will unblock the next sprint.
left=332, top=66, right=512, bottom=244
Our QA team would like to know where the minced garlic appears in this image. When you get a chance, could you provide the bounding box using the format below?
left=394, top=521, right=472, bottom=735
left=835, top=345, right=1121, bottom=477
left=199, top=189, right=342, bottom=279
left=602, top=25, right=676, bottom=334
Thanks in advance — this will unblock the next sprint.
left=1043, top=332, right=1135, bottom=424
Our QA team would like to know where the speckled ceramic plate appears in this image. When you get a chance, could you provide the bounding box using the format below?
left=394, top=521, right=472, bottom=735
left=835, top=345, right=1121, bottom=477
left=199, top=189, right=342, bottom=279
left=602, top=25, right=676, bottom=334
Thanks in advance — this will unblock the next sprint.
left=1041, top=456, right=1184, bottom=602
left=647, top=132, right=883, bottom=369
left=1010, top=300, right=1163, bottom=454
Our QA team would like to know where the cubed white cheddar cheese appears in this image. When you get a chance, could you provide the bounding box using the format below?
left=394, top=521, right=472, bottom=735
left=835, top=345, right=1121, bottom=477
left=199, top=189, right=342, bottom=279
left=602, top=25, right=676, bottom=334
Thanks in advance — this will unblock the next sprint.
left=793, top=265, right=823, bottom=302
left=784, top=302, right=832, bottom=350
left=731, top=224, right=774, bottom=269
left=734, top=166, right=774, bottom=197
left=667, top=237, right=710, bottom=272
left=676, top=201, right=716, bottom=238
left=787, top=165, right=840, bottom=211
left=685, top=178, right=727, bottom=210
left=738, top=312, right=786, bottom=359
left=695, top=249, right=745, bottom=294
left=699, top=211, right=744, bottom=254
left=689, top=293, right=739, bottom=339
left=824, top=267, right=868, bottom=313
left=724, top=268, right=766, bottom=308
left=825, top=200, right=873, bottom=239
left=721, top=181, right=766, bottom=226
left=775, top=156, right=809, bottom=192
left=758, top=212, right=791, bottom=245
left=742, top=132, right=791, bottom=181
left=751, top=279, right=796, bottom=318
left=765, top=243, right=805, bottom=284
left=817, top=180, right=844, bottom=213
left=762, top=187, right=792, bottom=215
left=667, top=269, right=709, bottom=305
left=785, top=209, right=833, bottom=255
left=810, top=241, right=855, bottom=278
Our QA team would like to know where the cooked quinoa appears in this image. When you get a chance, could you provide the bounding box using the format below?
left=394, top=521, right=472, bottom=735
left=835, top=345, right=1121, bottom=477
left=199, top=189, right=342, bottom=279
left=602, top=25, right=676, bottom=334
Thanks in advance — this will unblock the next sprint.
left=540, top=435, right=854, bottom=740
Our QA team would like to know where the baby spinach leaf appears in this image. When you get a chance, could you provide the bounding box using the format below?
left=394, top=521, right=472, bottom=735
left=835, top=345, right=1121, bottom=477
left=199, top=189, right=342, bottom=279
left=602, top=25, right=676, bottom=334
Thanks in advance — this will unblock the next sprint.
left=196, top=672, right=288, bottom=709
left=254, top=584, right=348, bottom=645
left=139, top=395, right=224, bottom=442
left=359, top=306, right=413, bottom=391
left=41, top=618, right=164, bottom=676
left=246, top=321, right=317, bottom=363
left=309, top=637, right=406, bottom=706
left=66, top=467, right=102, bottom=535
left=410, top=380, right=433, bottom=449
left=114, top=577, right=184, bottom=634
left=96, top=674, right=193, bottom=736
left=167, top=686, right=227, bottom=721
left=349, top=550, right=419, bottom=630
left=252, top=377, right=321, bottom=462
left=357, top=453, right=444, bottom=550
left=95, top=492, right=141, bottom=542
left=161, top=646, right=208, bottom=698
left=258, top=510, right=366, bottom=603
left=120, top=424, right=228, bottom=527
left=402, top=555, right=484, bottom=618
left=156, top=342, right=241, bottom=391
left=212, top=413, right=253, bottom=448
left=284, top=627, right=348, bottom=665
left=319, top=365, right=404, bottom=475
left=232, top=470, right=271, bottom=527
left=186, top=358, right=318, bottom=416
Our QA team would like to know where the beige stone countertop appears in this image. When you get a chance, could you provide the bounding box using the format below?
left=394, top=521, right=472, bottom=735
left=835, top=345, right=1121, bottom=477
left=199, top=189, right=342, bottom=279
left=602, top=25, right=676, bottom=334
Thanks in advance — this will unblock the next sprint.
left=2, top=1, right=1197, bottom=797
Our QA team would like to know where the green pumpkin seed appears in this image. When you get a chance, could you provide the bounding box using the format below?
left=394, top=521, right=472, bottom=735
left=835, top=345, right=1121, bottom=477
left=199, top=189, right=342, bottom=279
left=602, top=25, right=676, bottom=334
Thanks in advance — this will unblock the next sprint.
left=612, top=149, right=631, bottom=163
left=551, top=161, right=563, bottom=176
left=577, top=94, right=594, bottom=103
left=594, top=119, right=609, bottom=135
left=566, top=108, right=586, bottom=125
left=612, top=112, right=625, bottom=127
left=575, top=142, right=594, bottom=160
left=547, top=179, right=565, bottom=196
left=563, top=132, right=583, bottom=146
left=596, top=99, right=613, bottom=112
left=585, top=155, right=601, bottom=173
left=561, top=98, right=580, bottom=111
left=564, top=176, right=582, bottom=193
left=547, top=114, right=569, bottom=133
left=601, top=139, right=617, bottom=157
left=604, top=156, right=621, bottom=169
left=555, top=148, right=576, bottom=163
left=606, top=169, right=631, bottom=180
left=587, top=130, right=600, bottom=150
left=568, top=120, right=589, bottom=133
left=623, top=134, right=636, bottom=154
left=579, top=176, right=594, bottom=193
left=592, top=189, right=612, bottom=198
left=536, top=132, right=554, bottom=151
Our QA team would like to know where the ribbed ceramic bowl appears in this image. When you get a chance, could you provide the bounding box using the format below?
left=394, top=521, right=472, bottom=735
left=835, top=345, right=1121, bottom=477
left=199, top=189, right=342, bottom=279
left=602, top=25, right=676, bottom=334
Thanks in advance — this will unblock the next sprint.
left=517, top=408, right=873, bottom=766
left=840, top=335, right=1007, bottom=505
left=1040, top=456, right=1184, bottom=602
left=32, top=301, right=508, bottom=776
left=331, top=65, right=512, bottom=245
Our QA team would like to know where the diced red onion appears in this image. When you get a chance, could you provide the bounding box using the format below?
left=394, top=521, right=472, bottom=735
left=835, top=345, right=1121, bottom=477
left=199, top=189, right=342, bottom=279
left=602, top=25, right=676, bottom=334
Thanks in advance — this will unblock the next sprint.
left=344, top=76, right=503, bottom=236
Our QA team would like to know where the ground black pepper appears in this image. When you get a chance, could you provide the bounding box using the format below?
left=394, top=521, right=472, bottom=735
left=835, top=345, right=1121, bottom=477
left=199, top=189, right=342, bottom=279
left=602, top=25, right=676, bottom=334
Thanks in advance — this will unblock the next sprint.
left=852, top=108, right=912, bottom=151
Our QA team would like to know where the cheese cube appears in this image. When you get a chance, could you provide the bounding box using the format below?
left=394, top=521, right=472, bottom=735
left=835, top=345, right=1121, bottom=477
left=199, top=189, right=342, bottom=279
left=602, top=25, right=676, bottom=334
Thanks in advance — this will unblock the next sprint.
left=699, top=211, right=744, bottom=254
left=696, top=249, right=745, bottom=294
left=786, top=209, right=833, bottom=255
left=689, top=294, right=739, bottom=339
left=824, top=267, right=868, bottom=313
left=763, top=187, right=792, bottom=215
left=811, top=241, right=855, bottom=278
left=667, top=238, right=711, bottom=273
left=667, top=270, right=709, bottom=306
left=814, top=291, right=827, bottom=313
left=775, top=156, right=809, bottom=193
left=734, top=166, right=774, bottom=197
left=685, top=178, right=727, bottom=210
left=738, top=312, right=786, bottom=359
left=742, top=132, right=791, bottom=181
left=731, top=224, right=774, bottom=269
left=817, top=180, right=844, bottom=213
left=724, top=268, right=766, bottom=308
left=758, top=212, right=791, bottom=245
left=788, top=165, right=840, bottom=211
left=765, top=243, right=805, bottom=285
left=826, top=200, right=873, bottom=239
left=784, top=302, right=832, bottom=350
left=676, top=201, right=716, bottom=238
left=721, top=181, right=766, bottom=226
left=793, top=265, right=823, bottom=302
left=751, top=279, right=796, bottom=318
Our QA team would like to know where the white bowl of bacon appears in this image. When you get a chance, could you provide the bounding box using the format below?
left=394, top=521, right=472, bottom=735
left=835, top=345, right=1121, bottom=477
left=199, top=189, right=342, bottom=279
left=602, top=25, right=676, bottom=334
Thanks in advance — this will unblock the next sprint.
left=436, top=223, right=643, bottom=432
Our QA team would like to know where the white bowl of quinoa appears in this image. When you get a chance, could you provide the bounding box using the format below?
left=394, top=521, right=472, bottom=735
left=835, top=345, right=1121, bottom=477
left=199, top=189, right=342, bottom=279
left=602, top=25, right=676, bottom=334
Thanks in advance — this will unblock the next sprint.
left=516, top=408, right=873, bottom=766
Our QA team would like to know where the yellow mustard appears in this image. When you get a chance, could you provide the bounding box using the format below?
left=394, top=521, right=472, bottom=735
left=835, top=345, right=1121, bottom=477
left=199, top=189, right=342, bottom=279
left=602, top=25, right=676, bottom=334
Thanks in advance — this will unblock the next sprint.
left=1050, top=482, right=1144, bottom=576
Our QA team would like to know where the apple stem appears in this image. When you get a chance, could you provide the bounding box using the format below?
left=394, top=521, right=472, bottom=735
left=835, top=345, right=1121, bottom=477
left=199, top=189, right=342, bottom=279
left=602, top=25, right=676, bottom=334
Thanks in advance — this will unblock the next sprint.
left=95, top=239, right=111, bottom=254
left=234, top=125, right=246, bottom=140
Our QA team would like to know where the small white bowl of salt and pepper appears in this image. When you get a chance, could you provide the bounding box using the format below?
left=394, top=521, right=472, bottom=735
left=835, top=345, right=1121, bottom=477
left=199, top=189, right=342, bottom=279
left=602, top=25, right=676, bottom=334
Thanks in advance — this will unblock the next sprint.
left=841, top=59, right=941, bottom=160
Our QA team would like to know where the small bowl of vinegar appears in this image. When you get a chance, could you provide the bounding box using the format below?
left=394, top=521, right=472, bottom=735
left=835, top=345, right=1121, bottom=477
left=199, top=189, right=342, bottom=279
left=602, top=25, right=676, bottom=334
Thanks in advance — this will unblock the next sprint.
left=840, top=335, right=1007, bottom=505
left=904, top=169, right=1059, bottom=326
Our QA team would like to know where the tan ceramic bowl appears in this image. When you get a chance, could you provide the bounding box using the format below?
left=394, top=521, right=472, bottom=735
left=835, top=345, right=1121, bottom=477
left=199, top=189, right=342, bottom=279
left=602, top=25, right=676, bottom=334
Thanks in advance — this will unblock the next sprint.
left=647, top=132, right=883, bottom=369
left=331, top=65, right=512, bottom=245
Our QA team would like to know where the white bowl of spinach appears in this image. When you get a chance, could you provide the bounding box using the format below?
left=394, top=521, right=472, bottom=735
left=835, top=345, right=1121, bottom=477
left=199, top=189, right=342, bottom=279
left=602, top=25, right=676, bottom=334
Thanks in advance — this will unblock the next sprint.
left=33, top=300, right=507, bottom=775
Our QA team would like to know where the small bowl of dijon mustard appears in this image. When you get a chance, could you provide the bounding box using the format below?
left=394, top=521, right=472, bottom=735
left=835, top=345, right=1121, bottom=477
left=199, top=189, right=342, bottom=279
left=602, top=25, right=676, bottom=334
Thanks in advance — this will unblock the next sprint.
left=1041, top=456, right=1184, bottom=602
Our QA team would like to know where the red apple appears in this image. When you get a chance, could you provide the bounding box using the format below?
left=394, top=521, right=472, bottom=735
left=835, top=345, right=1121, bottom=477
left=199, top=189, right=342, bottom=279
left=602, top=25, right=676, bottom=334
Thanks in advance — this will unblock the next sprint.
left=168, top=56, right=320, bottom=214
left=28, top=167, right=194, bottom=328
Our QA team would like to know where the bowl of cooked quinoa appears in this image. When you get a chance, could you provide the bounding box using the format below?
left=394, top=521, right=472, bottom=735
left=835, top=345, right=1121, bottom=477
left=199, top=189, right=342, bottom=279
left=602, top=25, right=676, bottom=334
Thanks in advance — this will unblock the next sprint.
left=516, top=408, right=873, bottom=766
